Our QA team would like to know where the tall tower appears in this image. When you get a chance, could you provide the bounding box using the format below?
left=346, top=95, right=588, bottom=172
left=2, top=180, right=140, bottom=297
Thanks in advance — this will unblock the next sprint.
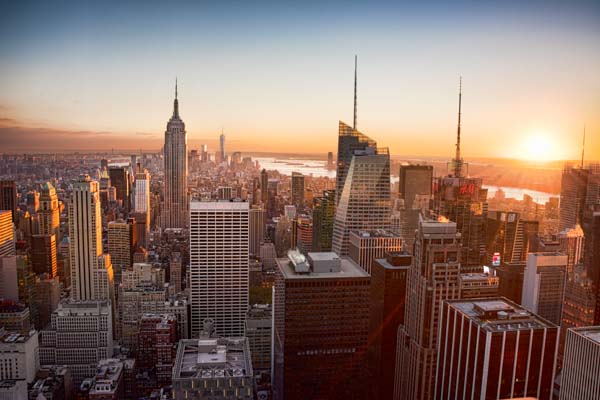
left=433, top=79, right=488, bottom=272
left=395, top=216, right=461, bottom=400
left=68, top=175, right=103, bottom=300
left=133, top=167, right=151, bottom=246
left=38, top=182, right=60, bottom=239
left=0, top=181, right=17, bottom=222
left=189, top=201, right=249, bottom=337
left=219, top=130, right=226, bottom=163
left=291, top=172, right=305, bottom=210
left=332, top=127, right=391, bottom=256
left=162, top=80, right=189, bottom=229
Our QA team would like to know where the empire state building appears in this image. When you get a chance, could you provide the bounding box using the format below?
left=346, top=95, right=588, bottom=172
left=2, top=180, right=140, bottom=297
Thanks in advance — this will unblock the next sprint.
left=162, top=81, right=188, bottom=229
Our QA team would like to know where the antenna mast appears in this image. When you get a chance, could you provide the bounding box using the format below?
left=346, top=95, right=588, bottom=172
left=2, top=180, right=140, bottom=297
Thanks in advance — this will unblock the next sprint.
left=353, top=55, right=357, bottom=130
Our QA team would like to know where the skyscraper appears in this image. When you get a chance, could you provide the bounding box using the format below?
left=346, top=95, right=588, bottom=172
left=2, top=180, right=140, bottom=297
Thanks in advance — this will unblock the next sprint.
left=560, top=326, right=600, bottom=400
left=273, top=251, right=370, bottom=400
left=435, top=298, right=559, bottom=400
left=108, top=218, right=136, bottom=286
left=0, top=181, right=17, bottom=222
left=38, top=182, right=60, bottom=239
left=189, top=201, right=249, bottom=337
left=68, top=175, right=103, bottom=300
left=559, top=165, right=590, bottom=232
left=335, top=121, right=377, bottom=206
left=398, top=164, right=433, bottom=243
left=291, top=172, right=305, bottom=210
left=433, top=80, right=488, bottom=273
left=522, top=252, right=568, bottom=326
left=260, top=169, right=268, bottom=204
left=249, top=205, right=265, bottom=256
left=369, top=251, right=412, bottom=400
left=219, top=131, right=226, bottom=163
left=31, top=234, right=57, bottom=277
left=0, top=210, right=15, bottom=257
left=348, top=230, right=402, bottom=274
left=162, top=81, right=188, bottom=229
left=312, top=190, right=335, bottom=252
left=395, top=216, right=461, bottom=400
left=108, top=166, right=130, bottom=212
left=486, top=210, right=539, bottom=266
left=295, top=214, right=313, bottom=254
left=332, top=132, right=391, bottom=256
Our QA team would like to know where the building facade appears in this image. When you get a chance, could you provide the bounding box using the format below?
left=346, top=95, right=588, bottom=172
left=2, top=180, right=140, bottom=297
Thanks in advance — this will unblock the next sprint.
left=190, top=201, right=249, bottom=337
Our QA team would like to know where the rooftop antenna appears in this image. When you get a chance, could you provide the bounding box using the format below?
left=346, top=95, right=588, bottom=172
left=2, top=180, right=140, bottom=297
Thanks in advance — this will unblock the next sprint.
left=452, top=77, right=464, bottom=177
left=581, top=124, right=586, bottom=168
left=353, top=55, right=358, bottom=130
left=175, top=77, right=178, bottom=99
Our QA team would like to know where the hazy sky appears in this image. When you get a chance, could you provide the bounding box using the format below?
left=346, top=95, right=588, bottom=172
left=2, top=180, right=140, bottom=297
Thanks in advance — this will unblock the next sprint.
left=1, top=0, right=599, bottom=160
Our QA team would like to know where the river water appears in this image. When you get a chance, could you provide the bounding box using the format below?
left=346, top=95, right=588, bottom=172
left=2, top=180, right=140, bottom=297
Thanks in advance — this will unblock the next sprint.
left=254, top=157, right=557, bottom=204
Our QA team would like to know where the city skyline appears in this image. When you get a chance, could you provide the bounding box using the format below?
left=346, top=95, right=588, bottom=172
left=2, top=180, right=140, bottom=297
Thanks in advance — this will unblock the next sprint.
left=1, top=1, right=599, bottom=160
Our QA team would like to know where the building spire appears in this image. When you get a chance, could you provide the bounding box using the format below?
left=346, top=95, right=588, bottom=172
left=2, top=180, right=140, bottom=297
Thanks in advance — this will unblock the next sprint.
left=173, top=77, right=179, bottom=118
left=453, top=77, right=463, bottom=177
left=353, top=55, right=358, bottom=130
left=581, top=124, right=586, bottom=168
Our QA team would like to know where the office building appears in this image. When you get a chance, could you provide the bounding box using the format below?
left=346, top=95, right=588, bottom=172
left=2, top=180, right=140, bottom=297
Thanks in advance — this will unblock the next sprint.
left=435, top=298, right=559, bottom=400
left=26, top=191, right=39, bottom=215
left=335, top=121, right=377, bottom=205
left=28, top=365, right=73, bottom=400
left=349, top=230, right=402, bottom=274
left=87, top=358, right=125, bottom=400
left=245, top=304, right=272, bottom=373
left=332, top=135, right=391, bottom=256
left=169, top=252, right=182, bottom=293
left=273, top=251, right=370, bottom=400
left=107, top=218, right=136, bottom=286
left=369, top=252, right=411, bottom=400
left=34, top=274, right=61, bottom=330
left=432, top=82, right=487, bottom=272
left=0, top=329, right=39, bottom=383
left=295, top=214, right=313, bottom=255
left=68, top=175, right=103, bottom=301
left=291, top=172, right=304, bottom=210
left=39, top=300, right=113, bottom=385
left=260, top=169, right=268, bottom=204
left=172, top=337, right=254, bottom=400
left=486, top=211, right=539, bottom=266
left=0, top=256, right=18, bottom=301
left=558, top=225, right=585, bottom=274
left=0, top=211, right=15, bottom=257
left=497, top=261, right=526, bottom=304
left=398, top=164, right=433, bottom=243
left=559, top=165, right=590, bottom=231
left=138, top=314, right=177, bottom=386
left=522, top=252, right=568, bottom=325
left=219, top=132, right=226, bottom=163
left=395, top=216, right=461, bottom=400
left=312, top=191, right=335, bottom=254
left=38, top=182, right=60, bottom=240
left=249, top=206, right=265, bottom=256
left=190, top=201, right=249, bottom=337
left=560, top=326, right=600, bottom=400
left=108, top=167, right=130, bottom=212
left=134, top=168, right=151, bottom=246
left=31, top=234, right=57, bottom=277
left=162, top=81, right=189, bottom=229
left=0, top=301, right=31, bottom=334
left=458, top=272, right=499, bottom=299
left=0, top=181, right=17, bottom=222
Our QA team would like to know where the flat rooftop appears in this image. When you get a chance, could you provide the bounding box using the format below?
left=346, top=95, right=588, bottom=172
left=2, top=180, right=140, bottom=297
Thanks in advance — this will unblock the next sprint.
left=173, top=338, right=252, bottom=380
left=449, top=298, right=556, bottom=332
left=350, top=229, right=400, bottom=238
left=190, top=200, right=248, bottom=210
left=277, top=256, right=369, bottom=280
left=571, top=326, right=600, bottom=345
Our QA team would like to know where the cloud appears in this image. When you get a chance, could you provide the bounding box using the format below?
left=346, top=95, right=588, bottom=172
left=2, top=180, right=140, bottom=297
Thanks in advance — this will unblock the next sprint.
left=0, top=125, right=162, bottom=152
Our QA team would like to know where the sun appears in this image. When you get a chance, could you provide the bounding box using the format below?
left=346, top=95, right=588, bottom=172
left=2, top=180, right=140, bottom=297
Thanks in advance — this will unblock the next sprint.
left=519, top=132, right=561, bottom=162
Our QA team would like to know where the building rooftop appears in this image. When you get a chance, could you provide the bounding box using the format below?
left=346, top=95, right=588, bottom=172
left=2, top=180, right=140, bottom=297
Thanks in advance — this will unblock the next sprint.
left=277, top=254, right=368, bottom=280
left=89, top=359, right=123, bottom=395
left=190, top=200, right=248, bottom=210
left=570, top=326, right=600, bottom=345
left=173, top=338, right=252, bottom=381
left=350, top=229, right=400, bottom=239
left=54, top=299, right=111, bottom=316
left=0, top=329, right=36, bottom=344
left=448, top=297, right=556, bottom=332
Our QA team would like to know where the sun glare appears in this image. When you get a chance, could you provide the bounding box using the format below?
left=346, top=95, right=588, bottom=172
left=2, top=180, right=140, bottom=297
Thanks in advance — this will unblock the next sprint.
left=519, top=132, right=561, bottom=162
